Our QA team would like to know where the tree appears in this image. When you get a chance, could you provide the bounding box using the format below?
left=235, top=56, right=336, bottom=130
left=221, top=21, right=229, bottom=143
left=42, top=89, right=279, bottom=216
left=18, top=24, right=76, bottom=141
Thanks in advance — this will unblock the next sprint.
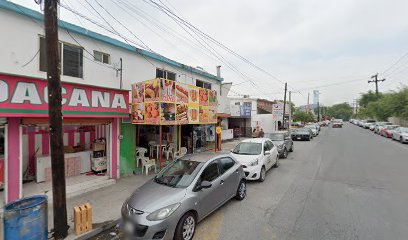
left=293, top=111, right=315, bottom=123
left=326, top=103, right=353, bottom=120
left=359, top=90, right=383, bottom=108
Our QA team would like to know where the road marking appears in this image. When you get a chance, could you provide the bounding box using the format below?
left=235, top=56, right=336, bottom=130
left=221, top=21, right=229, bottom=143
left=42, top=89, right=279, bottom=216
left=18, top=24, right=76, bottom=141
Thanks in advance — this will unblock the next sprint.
left=194, top=209, right=225, bottom=240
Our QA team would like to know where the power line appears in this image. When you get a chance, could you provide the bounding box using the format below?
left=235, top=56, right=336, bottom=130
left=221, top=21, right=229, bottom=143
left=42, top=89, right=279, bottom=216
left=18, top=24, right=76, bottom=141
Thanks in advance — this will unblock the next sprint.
left=147, top=0, right=299, bottom=93
left=142, top=0, right=272, bottom=97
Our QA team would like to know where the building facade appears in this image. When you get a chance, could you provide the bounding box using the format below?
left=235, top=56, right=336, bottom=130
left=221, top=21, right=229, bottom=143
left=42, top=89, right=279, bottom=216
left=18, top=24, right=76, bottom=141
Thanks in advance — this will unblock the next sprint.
left=0, top=1, right=225, bottom=206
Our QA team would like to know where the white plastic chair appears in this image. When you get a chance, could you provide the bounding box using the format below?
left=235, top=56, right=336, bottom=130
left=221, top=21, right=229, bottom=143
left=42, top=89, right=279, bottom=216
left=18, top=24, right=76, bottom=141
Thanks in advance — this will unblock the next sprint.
left=148, top=141, right=156, bottom=158
left=174, top=147, right=187, bottom=159
left=135, top=147, right=148, bottom=167
left=163, top=143, right=175, bottom=161
left=141, top=156, right=157, bottom=175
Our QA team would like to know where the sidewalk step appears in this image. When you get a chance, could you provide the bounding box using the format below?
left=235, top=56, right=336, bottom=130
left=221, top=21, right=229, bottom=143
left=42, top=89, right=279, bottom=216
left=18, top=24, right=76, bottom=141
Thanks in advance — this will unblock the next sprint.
left=45, top=176, right=116, bottom=200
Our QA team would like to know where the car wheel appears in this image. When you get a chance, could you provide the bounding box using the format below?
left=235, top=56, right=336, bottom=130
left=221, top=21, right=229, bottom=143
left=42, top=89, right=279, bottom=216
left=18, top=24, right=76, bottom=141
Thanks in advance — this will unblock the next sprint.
left=259, top=166, right=266, bottom=182
left=289, top=144, right=294, bottom=152
left=174, top=212, right=196, bottom=240
left=282, top=148, right=288, bottom=159
left=307, top=136, right=311, bottom=141
left=401, top=137, right=405, bottom=144
left=274, top=156, right=279, bottom=168
left=235, top=180, right=246, bottom=200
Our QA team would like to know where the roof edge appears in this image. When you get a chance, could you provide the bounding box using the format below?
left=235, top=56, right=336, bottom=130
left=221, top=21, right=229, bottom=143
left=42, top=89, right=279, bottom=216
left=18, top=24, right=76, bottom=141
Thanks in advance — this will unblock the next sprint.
left=0, top=0, right=223, bottom=82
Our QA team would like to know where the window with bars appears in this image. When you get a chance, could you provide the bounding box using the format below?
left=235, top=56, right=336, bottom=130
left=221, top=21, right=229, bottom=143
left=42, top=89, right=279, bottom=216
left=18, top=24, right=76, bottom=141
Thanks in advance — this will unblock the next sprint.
left=39, top=36, right=83, bottom=78
left=196, top=79, right=211, bottom=89
left=156, top=68, right=176, bottom=80
left=94, top=51, right=110, bottom=64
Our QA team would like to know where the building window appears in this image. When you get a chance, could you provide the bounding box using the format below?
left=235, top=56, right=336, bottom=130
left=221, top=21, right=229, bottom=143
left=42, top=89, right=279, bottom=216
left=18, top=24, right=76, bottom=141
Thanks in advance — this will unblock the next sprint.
left=235, top=102, right=241, bottom=106
left=156, top=68, right=176, bottom=80
left=39, top=36, right=83, bottom=78
left=196, top=79, right=211, bottom=90
left=94, top=51, right=110, bottom=64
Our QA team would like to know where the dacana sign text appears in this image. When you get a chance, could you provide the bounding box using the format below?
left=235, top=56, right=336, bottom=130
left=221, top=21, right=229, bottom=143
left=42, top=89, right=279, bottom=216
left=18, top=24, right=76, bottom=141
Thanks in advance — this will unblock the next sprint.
left=0, top=74, right=129, bottom=118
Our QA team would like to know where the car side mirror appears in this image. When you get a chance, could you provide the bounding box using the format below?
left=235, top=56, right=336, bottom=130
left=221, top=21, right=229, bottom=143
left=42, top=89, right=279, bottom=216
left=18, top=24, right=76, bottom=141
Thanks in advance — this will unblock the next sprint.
left=230, top=149, right=234, bottom=152
left=201, top=181, right=212, bottom=189
left=264, top=150, right=271, bottom=155
left=194, top=180, right=212, bottom=191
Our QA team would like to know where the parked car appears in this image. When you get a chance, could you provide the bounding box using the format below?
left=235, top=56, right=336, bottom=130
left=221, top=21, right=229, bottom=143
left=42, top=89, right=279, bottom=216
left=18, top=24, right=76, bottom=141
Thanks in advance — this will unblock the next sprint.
left=369, top=124, right=376, bottom=131
left=305, top=124, right=319, bottom=136
left=362, top=119, right=376, bottom=129
left=264, top=131, right=294, bottom=158
left=391, top=127, right=408, bottom=143
left=230, top=138, right=279, bottom=182
left=291, top=128, right=313, bottom=141
left=332, top=119, right=343, bottom=128
left=380, top=125, right=400, bottom=138
left=121, top=153, right=246, bottom=240
left=374, top=122, right=393, bottom=134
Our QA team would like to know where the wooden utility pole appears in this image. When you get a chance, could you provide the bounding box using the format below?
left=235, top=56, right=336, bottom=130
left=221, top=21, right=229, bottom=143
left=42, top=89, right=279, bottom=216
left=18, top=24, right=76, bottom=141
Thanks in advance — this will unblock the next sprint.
left=282, top=82, right=287, bottom=129
left=368, top=74, right=385, bottom=96
left=307, top=92, right=310, bottom=113
left=288, top=91, right=292, bottom=130
left=44, top=0, right=68, bottom=238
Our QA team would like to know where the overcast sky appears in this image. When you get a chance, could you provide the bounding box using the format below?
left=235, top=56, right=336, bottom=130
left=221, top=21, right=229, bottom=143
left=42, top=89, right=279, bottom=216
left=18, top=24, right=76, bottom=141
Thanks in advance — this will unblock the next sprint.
left=11, top=0, right=408, bottom=106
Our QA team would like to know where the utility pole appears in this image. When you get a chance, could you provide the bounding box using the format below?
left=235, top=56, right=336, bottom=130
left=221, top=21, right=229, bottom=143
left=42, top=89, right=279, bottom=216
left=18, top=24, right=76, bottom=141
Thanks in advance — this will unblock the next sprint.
left=317, top=101, right=320, bottom=122
left=282, top=82, right=287, bottom=129
left=307, top=92, right=310, bottom=113
left=368, top=74, right=385, bottom=96
left=44, top=0, right=68, bottom=238
left=288, top=91, right=292, bottom=130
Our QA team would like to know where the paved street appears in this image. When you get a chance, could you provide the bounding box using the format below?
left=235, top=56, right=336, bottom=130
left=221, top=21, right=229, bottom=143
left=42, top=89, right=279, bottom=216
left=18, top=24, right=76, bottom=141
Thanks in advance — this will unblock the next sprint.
left=93, top=123, right=408, bottom=240
left=195, top=123, right=408, bottom=240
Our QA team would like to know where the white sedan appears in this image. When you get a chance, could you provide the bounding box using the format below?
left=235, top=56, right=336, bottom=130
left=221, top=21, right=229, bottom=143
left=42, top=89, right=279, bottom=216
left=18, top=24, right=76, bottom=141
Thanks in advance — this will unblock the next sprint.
left=392, top=127, right=408, bottom=143
left=230, top=138, right=279, bottom=182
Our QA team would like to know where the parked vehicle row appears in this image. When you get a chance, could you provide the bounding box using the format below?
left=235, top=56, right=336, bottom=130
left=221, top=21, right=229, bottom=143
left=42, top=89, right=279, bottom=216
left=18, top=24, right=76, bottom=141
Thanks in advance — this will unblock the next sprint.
left=350, top=119, right=408, bottom=144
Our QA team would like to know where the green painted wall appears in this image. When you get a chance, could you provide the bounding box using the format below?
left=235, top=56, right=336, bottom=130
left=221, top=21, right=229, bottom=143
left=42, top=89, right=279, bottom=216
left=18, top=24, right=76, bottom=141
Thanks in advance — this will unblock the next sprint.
left=120, top=122, right=136, bottom=176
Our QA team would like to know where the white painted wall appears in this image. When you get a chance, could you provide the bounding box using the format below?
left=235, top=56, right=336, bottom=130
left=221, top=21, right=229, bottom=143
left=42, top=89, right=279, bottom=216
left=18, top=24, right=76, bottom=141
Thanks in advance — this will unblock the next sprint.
left=0, top=8, right=224, bottom=109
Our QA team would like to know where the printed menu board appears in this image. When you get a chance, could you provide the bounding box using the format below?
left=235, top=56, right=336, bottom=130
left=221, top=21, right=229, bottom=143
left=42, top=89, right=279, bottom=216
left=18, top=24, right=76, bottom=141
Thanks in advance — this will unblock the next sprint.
left=131, top=82, right=144, bottom=104
left=131, top=78, right=217, bottom=125
left=161, top=103, right=175, bottom=125
left=161, top=79, right=175, bottom=102
left=176, top=82, right=189, bottom=103
left=145, top=102, right=160, bottom=124
left=176, top=104, right=188, bottom=124
left=131, top=103, right=145, bottom=124
left=144, top=79, right=160, bottom=102
left=209, top=90, right=217, bottom=106
left=199, top=88, right=208, bottom=106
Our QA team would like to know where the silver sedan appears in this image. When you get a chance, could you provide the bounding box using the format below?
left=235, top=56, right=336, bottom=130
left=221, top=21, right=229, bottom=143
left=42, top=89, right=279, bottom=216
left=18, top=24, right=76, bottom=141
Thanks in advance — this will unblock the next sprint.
left=121, top=153, right=246, bottom=240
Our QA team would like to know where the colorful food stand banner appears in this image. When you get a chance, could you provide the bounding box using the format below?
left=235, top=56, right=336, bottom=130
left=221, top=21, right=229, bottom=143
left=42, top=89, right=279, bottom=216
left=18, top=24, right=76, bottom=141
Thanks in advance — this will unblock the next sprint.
left=0, top=74, right=129, bottom=118
left=131, top=78, right=217, bottom=125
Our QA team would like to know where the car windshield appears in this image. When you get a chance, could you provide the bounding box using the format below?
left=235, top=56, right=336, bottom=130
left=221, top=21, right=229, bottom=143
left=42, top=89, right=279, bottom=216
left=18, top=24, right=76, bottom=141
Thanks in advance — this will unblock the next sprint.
left=265, top=133, right=284, bottom=141
left=400, top=128, right=408, bottom=133
left=232, top=142, right=262, bottom=155
left=386, top=125, right=398, bottom=130
left=154, top=159, right=204, bottom=188
left=305, top=125, right=316, bottom=129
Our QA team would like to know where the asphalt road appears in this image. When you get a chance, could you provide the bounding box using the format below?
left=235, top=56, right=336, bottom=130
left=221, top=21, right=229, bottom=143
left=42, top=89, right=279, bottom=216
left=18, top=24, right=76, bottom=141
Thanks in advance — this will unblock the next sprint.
left=193, top=123, right=408, bottom=240
left=95, top=123, right=408, bottom=240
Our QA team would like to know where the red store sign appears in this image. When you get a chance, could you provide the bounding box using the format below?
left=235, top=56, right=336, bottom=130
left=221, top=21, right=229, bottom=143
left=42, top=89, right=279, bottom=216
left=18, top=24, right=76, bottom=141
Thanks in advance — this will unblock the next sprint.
left=0, top=74, right=129, bottom=118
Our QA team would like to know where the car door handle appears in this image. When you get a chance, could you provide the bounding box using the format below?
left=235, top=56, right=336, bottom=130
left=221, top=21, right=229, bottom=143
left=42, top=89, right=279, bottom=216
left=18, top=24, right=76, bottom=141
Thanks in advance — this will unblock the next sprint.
left=220, top=180, right=225, bottom=185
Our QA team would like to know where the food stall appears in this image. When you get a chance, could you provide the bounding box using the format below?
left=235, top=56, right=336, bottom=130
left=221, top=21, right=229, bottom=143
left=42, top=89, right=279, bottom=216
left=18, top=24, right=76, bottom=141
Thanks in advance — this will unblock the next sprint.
left=131, top=78, right=218, bottom=168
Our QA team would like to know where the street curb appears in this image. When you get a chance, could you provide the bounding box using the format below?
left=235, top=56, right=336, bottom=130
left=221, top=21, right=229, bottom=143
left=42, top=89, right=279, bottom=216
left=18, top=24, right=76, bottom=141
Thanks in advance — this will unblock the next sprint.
left=75, top=218, right=121, bottom=240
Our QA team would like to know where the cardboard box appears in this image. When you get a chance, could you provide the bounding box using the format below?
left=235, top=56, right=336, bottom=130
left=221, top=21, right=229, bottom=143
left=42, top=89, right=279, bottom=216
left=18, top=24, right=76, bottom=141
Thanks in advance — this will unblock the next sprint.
left=91, top=157, right=107, bottom=171
left=92, top=142, right=105, bottom=152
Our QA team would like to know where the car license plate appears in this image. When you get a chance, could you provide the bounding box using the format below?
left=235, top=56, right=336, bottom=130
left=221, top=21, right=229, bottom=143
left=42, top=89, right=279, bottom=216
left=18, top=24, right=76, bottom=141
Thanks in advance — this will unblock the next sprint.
left=124, top=221, right=134, bottom=234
